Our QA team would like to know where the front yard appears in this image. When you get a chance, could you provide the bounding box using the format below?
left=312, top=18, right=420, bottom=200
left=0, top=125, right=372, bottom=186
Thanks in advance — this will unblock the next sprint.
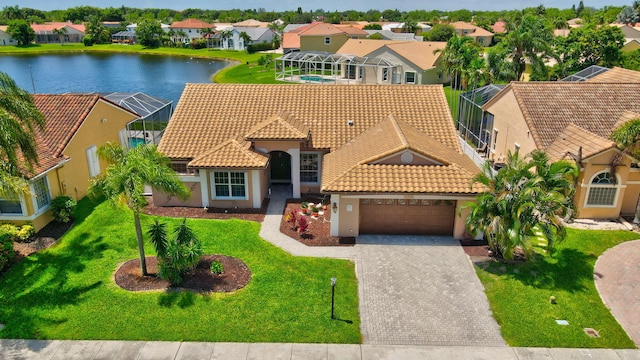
left=476, top=227, right=639, bottom=348
left=0, top=199, right=360, bottom=343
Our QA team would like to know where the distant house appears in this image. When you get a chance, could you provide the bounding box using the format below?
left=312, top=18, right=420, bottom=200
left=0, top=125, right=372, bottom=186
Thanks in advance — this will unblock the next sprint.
left=31, top=22, right=85, bottom=44
left=450, top=21, right=493, bottom=45
left=156, top=84, right=483, bottom=238
left=483, top=81, right=640, bottom=219
left=0, top=95, right=139, bottom=231
left=567, top=18, right=584, bottom=28
left=169, top=18, right=215, bottom=43
left=232, top=19, right=269, bottom=28
left=364, top=30, right=422, bottom=41
left=623, top=38, right=640, bottom=52
left=216, top=27, right=277, bottom=50
left=283, top=22, right=368, bottom=53
left=491, top=21, right=507, bottom=34
left=0, top=25, right=15, bottom=46
left=111, top=31, right=136, bottom=44
left=336, top=39, right=448, bottom=84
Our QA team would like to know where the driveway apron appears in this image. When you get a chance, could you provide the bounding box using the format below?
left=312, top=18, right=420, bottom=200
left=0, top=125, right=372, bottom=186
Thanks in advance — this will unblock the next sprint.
left=355, top=235, right=505, bottom=346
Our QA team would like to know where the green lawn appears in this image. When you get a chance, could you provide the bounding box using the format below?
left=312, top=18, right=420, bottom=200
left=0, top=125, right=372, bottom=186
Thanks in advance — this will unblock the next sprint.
left=476, top=228, right=639, bottom=348
left=0, top=199, right=360, bottom=343
left=213, top=60, right=285, bottom=84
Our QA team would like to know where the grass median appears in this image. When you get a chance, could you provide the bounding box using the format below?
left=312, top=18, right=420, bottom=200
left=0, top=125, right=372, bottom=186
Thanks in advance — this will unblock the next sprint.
left=0, top=198, right=360, bottom=343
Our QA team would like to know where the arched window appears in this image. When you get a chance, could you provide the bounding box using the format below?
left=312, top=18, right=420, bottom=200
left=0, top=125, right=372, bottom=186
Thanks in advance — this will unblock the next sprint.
left=586, top=171, right=619, bottom=207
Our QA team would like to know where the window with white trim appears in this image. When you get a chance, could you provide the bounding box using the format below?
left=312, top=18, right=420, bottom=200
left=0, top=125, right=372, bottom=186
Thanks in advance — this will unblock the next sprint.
left=0, top=195, right=23, bottom=215
left=405, top=71, right=416, bottom=84
left=33, top=177, right=51, bottom=210
left=491, top=129, right=498, bottom=151
left=300, top=153, right=320, bottom=183
left=86, top=145, right=100, bottom=178
left=586, top=171, right=618, bottom=207
left=212, top=171, right=247, bottom=199
left=324, top=37, right=331, bottom=45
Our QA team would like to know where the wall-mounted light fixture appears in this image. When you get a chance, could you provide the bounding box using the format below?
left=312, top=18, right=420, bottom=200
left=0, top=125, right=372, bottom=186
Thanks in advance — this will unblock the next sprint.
left=332, top=202, right=338, bottom=213
left=101, top=118, right=107, bottom=123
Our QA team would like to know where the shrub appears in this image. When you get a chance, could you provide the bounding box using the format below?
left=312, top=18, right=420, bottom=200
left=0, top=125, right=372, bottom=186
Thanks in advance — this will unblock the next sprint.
left=83, top=36, right=94, bottom=46
left=50, top=195, right=77, bottom=223
left=210, top=260, right=223, bottom=275
left=246, top=42, right=277, bottom=53
left=148, top=218, right=203, bottom=285
left=0, top=233, right=15, bottom=271
left=297, top=215, right=308, bottom=235
left=190, top=39, right=207, bottom=49
left=0, top=223, right=34, bottom=243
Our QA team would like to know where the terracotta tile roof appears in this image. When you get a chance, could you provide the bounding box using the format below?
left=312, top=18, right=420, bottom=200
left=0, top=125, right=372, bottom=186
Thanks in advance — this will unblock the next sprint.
left=492, top=21, right=506, bottom=34
left=232, top=19, right=268, bottom=28
left=170, top=18, right=215, bottom=29
left=336, top=39, right=446, bottom=70
left=450, top=21, right=494, bottom=37
left=31, top=22, right=85, bottom=33
left=545, top=124, right=616, bottom=162
left=322, top=115, right=482, bottom=194
left=614, top=110, right=640, bottom=129
left=489, top=82, right=640, bottom=150
left=297, top=22, right=367, bottom=37
left=586, top=67, right=640, bottom=83
left=282, top=32, right=300, bottom=49
left=189, top=136, right=269, bottom=169
left=245, top=111, right=310, bottom=141
left=159, top=84, right=461, bottom=161
left=335, top=25, right=369, bottom=35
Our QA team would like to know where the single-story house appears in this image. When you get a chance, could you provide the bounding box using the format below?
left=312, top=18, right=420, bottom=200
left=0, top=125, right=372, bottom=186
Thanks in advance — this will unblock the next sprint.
left=232, top=19, right=269, bottom=28
left=0, top=95, right=139, bottom=230
left=215, top=27, right=277, bottom=50
left=450, top=21, right=493, bottom=45
left=483, top=82, right=640, bottom=219
left=155, top=84, right=483, bottom=238
left=0, top=25, right=15, bottom=45
left=336, top=39, right=448, bottom=84
left=32, top=22, right=85, bottom=44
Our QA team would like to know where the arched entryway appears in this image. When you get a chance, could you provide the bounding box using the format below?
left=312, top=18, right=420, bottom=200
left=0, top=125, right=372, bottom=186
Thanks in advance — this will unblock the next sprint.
left=270, top=151, right=291, bottom=184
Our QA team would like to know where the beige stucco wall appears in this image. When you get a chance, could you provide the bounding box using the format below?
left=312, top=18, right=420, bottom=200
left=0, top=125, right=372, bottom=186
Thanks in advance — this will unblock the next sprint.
left=153, top=181, right=203, bottom=207
left=575, top=150, right=634, bottom=219
left=300, top=34, right=350, bottom=53
left=253, top=140, right=302, bottom=153
left=484, top=90, right=537, bottom=162
left=454, top=200, right=471, bottom=239
left=622, top=169, right=640, bottom=216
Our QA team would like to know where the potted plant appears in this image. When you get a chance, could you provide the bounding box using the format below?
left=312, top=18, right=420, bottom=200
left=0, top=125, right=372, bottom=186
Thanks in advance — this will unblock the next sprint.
left=300, top=202, right=309, bottom=215
left=312, top=206, right=320, bottom=217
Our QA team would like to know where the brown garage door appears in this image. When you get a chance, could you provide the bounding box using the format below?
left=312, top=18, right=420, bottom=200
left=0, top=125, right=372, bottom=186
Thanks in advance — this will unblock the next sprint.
left=359, top=198, right=455, bottom=235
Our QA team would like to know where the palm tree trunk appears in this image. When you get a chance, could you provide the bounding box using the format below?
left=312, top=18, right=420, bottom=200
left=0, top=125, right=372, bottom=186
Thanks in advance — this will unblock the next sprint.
left=133, top=211, right=148, bottom=276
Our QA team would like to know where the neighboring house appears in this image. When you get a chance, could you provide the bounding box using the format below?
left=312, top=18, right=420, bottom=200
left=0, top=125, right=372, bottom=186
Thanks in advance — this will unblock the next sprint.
left=32, top=22, right=85, bottom=44
left=156, top=84, right=483, bottom=238
left=169, top=18, right=215, bottom=43
left=217, top=27, right=277, bottom=50
left=611, top=24, right=640, bottom=52
left=492, top=21, right=507, bottom=34
left=568, top=18, right=584, bottom=28
left=0, top=95, right=139, bottom=231
left=554, top=29, right=571, bottom=37
left=0, top=25, right=15, bottom=46
left=482, top=82, right=640, bottom=219
left=126, top=23, right=171, bottom=33
left=111, top=31, right=136, bottom=44
left=364, top=30, right=423, bottom=41
left=232, top=19, right=269, bottom=28
left=336, top=39, right=448, bottom=84
left=586, top=66, right=640, bottom=82
left=283, top=22, right=368, bottom=53
left=623, top=38, right=640, bottom=52
left=450, top=21, right=494, bottom=45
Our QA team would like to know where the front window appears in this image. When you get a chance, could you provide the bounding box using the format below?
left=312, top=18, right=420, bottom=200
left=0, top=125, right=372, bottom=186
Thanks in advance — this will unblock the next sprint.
left=491, top=129, right=499, bottom=152
left=586, top=172, right=618, bottom=207
left=300, top=153, right=320, bottom=183
left=0, top=196, right=22, bottom=215
left=212, top=171, right=247, bottom=199
left=324, top=37, right=331, bottom=45
left=33, top=177, right=51, bottom=210
left=405, top=71, right=416, bottom=84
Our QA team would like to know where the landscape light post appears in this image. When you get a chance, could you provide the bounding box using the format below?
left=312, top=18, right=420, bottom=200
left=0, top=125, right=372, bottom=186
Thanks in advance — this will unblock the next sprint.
left=331, top=277, right=337, bottom=319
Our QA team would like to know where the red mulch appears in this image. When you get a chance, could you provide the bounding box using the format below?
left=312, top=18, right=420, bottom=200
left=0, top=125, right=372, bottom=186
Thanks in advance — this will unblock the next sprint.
left=142, top=195, right=268, bottom=222
left=459, top=239, right=491, bottom=262
left=279, top=199, right=355, bottom=246
left=114, top=255, right=251, bottom=293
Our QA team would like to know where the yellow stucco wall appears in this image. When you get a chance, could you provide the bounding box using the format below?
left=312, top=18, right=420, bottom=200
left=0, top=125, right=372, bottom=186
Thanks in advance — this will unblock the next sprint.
left=623, top=41, right=640, bottom=52
left=484, top=90, right=537, bottom=162
left=300, top=34, right=350, bottom=53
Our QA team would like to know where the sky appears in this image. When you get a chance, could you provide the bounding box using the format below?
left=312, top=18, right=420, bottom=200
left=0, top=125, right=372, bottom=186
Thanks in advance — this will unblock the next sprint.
left=12, top=0, right=634, bottom=12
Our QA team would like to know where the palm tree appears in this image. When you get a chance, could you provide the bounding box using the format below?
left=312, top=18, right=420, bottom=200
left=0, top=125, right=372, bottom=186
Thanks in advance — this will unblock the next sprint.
left=220, top=30, right=233, bottom=49
left=239, top=31, right=252, bottom=52
left=0, top=71, right=46, bottom=177
left=200, top=27, right=214, bottom=48
left=464, top=150, right=577, bottom=260
left=88, top=142, right=191, bottom=276
left=610, top=117, right=640, bottom=223
left=52, top=27, right=67, bottom=45
left=176, top=30, right=187, bottom=46
left=499, top=15, right=554, bottom=81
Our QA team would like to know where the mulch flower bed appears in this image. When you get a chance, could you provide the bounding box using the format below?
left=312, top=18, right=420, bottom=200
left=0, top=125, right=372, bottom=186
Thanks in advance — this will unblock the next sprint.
left=142, top=195, right=268, bottom=222
left=279, top=198, right=355, bottom=246
left=114, top=255, right=251, bottom=293
left=12, top=221, right=73, bottom=258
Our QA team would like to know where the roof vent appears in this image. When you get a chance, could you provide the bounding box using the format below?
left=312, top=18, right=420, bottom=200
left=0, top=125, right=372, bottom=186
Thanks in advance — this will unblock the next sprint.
left=347, top=120, right=354, bottom=126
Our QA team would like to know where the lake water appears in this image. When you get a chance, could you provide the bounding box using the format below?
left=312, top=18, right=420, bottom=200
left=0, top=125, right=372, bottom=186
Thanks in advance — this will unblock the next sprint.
left=0, top=52, right=231, bottom=105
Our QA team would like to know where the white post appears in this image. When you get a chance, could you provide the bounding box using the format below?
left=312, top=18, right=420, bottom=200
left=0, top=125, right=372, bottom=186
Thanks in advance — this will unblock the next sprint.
left=200, top=169, right=209, bottom=207
left=289, top=148, right=301, bottom=198
left=330, top=194, right=340, bottom=237
left=251, top=170, right=261, bottom=208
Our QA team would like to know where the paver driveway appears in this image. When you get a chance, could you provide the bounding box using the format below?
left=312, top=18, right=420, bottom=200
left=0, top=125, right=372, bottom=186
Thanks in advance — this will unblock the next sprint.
left=356, top=235, right=505, bottom=346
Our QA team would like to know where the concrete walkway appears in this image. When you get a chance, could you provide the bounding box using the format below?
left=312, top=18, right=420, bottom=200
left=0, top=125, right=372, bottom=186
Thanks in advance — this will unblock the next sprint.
left=2, top=339, right=639, bottom=360
left=595, top=240, right=640, bottom=347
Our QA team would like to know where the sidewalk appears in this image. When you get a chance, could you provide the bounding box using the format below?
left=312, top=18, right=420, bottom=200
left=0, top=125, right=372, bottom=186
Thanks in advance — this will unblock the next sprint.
left=2, top=339, right=639, bottom=360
